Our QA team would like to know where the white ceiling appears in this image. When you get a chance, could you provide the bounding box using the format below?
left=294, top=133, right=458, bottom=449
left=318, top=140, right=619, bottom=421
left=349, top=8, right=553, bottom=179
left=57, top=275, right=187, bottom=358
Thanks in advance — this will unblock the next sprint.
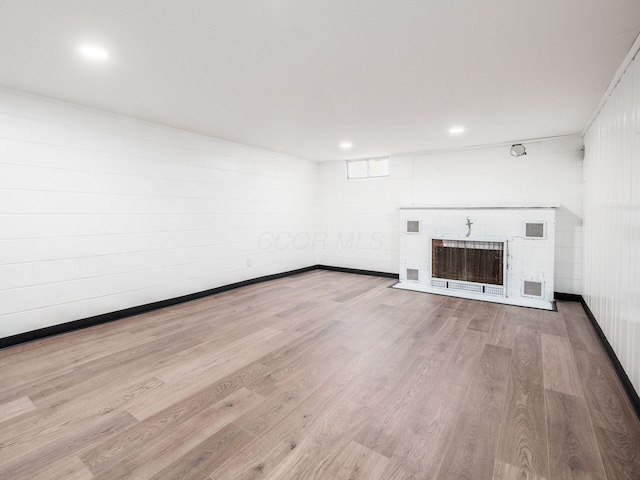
left=0, top=1, right=639, bottom=161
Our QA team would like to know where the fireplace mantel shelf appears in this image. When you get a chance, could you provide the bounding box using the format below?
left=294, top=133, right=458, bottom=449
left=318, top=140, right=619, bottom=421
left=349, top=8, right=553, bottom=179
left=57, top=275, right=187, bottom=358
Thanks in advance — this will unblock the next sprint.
left=433, top=234, right=509, bottom=242
left=399, top=203, right=559, bottom=210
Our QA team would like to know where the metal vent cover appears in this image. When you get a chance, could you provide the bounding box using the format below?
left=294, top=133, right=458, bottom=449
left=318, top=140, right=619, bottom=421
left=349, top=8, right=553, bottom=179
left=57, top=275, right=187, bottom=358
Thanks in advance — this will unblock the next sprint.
left=485, top=285, right=504, bottom=296
left=523, top=280, right=543, bottom=297
left=406, top=220, right=420, bottom=233
left=406, top=268, right=419, bottom=281
left=449, top=281, right=483, bottom=293
left=525, top=222, right=545, bottom=238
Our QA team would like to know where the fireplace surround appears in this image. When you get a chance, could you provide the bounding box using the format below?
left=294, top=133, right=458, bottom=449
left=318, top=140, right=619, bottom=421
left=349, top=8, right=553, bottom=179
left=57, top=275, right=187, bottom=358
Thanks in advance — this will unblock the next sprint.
left=396, top=205, right=556, bottom=310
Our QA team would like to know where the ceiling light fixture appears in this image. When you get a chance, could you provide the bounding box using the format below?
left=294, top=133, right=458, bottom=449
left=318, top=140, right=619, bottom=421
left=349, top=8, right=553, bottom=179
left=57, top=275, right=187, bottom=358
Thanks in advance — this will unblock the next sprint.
left=78, top=44, right=109, bottom=61
left=340, top=142, right=353, bottom=149
left=448, top=126, right=465, bottom=135
left=510, top=144, right=527, bottom=157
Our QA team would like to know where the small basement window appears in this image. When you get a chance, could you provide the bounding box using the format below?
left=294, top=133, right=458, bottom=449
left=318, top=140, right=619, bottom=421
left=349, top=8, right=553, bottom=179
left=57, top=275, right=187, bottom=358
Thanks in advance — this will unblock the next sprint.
left=346, top=157, right=389, bottom=179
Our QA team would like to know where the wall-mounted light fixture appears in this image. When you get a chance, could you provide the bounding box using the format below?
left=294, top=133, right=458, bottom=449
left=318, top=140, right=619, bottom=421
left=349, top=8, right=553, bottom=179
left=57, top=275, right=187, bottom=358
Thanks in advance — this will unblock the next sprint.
left=510, top=144, right=526, bottom=157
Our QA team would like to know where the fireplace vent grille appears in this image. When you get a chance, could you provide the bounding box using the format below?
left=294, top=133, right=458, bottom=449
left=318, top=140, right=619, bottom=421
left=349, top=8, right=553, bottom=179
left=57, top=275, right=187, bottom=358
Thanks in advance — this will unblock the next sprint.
left=525, top=222, right=545, bottom=238
left=523, top=280, right=543, bottom=297
left=406, top=268, right=419, bottom=281
left=449, top=281, right=483, bottom=293
left=406, top=221, right=420, bottom=233
left=485, top=285, right=504, bottom=296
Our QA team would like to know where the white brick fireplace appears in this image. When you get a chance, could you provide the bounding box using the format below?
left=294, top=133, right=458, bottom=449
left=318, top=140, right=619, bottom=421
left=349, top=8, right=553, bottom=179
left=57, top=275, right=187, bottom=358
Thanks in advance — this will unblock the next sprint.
left=396, top=205, right=557, bottom=310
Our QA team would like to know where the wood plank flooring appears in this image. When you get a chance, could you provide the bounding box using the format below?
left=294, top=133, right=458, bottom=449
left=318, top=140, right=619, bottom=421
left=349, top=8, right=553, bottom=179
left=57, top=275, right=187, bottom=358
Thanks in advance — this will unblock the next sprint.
left=1, top=270, right=639, bottom=480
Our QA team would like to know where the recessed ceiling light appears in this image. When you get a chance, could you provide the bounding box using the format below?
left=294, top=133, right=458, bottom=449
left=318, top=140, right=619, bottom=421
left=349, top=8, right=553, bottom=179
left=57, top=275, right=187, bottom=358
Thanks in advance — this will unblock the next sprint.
left=448, top=126, right=465, bottom=135
left=340, top=142, right=353, bottom=149
left=78, top=44, right=109, bottom=61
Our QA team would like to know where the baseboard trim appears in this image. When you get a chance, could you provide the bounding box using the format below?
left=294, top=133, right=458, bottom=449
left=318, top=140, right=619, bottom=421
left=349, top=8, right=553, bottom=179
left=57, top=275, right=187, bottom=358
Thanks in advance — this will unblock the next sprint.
left=554, top=292, right=582, bottom=302
left=315, top=265, right=398, bottom=279
left=576, top=296, right=640, bottom=421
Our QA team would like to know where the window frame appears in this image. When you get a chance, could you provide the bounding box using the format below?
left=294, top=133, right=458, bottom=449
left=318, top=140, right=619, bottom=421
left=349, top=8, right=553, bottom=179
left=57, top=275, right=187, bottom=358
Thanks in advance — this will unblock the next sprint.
left=345, top=157, right=389, bottom=179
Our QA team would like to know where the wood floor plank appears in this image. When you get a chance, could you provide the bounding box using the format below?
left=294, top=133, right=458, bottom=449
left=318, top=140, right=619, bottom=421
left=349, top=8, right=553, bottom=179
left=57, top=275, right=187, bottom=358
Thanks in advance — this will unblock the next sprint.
left=353, top=351, right=455, bottom=459
left=487, top=310, right=517, bottom=349
left=561, top=307, right=603, bottom=355
left=422, top=315, right=472, bottom=355
left=514, top=307, right=542, bottom=331
left=593, top=425, right=640, bottom=480
left=452, top=298, right=480, bottom=319
left=435, top=344, right=512, bottom=480
left=539, top=309, right=567, bottom=337
left=381, top=381, right=467, bottom=480
left=346, top=337, right=425, bottom=409
left=29, top=456, right=93, bottom=480
left=261, top=396, right=373, bottom=480
left=493, top=461, right=547, bottom=480
left=467, top=309, right=496, bottom=332
left=541, top=333, right=584, bottom=397
left=234, top=349, right=356, bottom=437
left=248, top=342, right=354, bottom=398
left=545, top=389, right=607, bottom=480
left=0, top=396, right=35, bottom=424
left=124, top=330, right=299, bottom=422
left=245, top=319, right=352, bottom=371
left=435, top=328, right=488, bottom=387
left=496, top=327, right=549, bottom=478
left=0, top=328, right=138, bottom=389
left=91, top=388, right=262, bottom=480
left=322, top=440, right=389, bottom=480
left=82, top=370, right=265, bottom=475
left=207, top=369, right=358, bottom=480
left=0, top=410, right=137, bottom=479
left=149, top=423, right=253, bottom=480
left=154, top=327, right=283, bottom=384
left=124, top=359, right=266, bottom=423
left=574, top=347, right=640, bottom=437
left=0, top=332, right=201, bottom=407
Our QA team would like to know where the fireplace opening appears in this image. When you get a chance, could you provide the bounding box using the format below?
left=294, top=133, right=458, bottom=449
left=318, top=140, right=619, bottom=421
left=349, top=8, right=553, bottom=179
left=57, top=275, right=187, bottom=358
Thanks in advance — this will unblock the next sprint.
left=432, top=239, right=504, bottom=285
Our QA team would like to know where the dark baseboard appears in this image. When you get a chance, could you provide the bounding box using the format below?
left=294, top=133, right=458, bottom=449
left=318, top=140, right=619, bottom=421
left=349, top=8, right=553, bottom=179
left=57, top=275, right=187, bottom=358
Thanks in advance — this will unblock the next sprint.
left=554, top=292, right=582, bottom=302
left=578, top=297, right=640, bottom=421
left=315, top=264, right=398, bottom=279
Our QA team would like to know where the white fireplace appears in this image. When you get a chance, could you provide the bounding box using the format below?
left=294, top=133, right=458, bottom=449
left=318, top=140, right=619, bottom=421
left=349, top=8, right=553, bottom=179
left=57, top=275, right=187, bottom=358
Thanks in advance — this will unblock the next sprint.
left=396, top=205, right=557, bottom=310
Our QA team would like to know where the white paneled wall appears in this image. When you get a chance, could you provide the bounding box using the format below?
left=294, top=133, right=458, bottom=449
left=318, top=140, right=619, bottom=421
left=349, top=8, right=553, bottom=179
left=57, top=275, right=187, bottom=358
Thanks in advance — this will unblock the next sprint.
left=0, top=88, right=318, bottom=338
left=317, top=136, right=584, bottom=294
left=583, top=52, right=640, bottom=394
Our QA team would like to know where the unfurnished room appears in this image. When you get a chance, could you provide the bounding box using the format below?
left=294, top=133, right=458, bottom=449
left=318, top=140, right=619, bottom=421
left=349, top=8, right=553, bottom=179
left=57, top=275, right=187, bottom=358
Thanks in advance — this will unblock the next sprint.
left=1, top=1, right=640, bottom=479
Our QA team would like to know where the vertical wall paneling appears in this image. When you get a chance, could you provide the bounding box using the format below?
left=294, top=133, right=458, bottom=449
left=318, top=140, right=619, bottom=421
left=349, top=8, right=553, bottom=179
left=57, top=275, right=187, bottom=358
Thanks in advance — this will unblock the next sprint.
left=0, top=88, right=318, bottom=339
left=316, top=137, right=584, bottom=294
left=583, top=52, right=640, bottom=394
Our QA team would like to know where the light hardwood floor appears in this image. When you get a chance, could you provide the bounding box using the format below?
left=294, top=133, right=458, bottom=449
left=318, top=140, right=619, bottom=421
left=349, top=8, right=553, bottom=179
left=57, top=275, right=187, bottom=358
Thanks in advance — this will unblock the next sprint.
left=1, top=270, right=638, bottom=480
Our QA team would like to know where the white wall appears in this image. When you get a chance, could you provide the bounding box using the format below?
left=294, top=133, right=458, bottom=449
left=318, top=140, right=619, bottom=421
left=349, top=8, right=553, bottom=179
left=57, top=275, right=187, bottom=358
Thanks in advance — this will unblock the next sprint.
left=583, top=52, right=640, bottom=394
left=317, top=136, right=584, bottom=294
left=0, top=87, right=587, bottom=341
left=0, top=88, right=318, bottom=338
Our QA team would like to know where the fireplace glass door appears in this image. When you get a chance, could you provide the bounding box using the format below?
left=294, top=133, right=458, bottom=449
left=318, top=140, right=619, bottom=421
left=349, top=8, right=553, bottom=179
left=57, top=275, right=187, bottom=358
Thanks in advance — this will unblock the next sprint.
left=431, top=239, right=504, bottom=285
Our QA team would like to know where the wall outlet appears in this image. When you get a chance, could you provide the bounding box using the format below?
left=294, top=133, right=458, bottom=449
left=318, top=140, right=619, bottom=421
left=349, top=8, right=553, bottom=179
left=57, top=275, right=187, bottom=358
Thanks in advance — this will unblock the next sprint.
left=246, top=258, right=252, bottom=267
